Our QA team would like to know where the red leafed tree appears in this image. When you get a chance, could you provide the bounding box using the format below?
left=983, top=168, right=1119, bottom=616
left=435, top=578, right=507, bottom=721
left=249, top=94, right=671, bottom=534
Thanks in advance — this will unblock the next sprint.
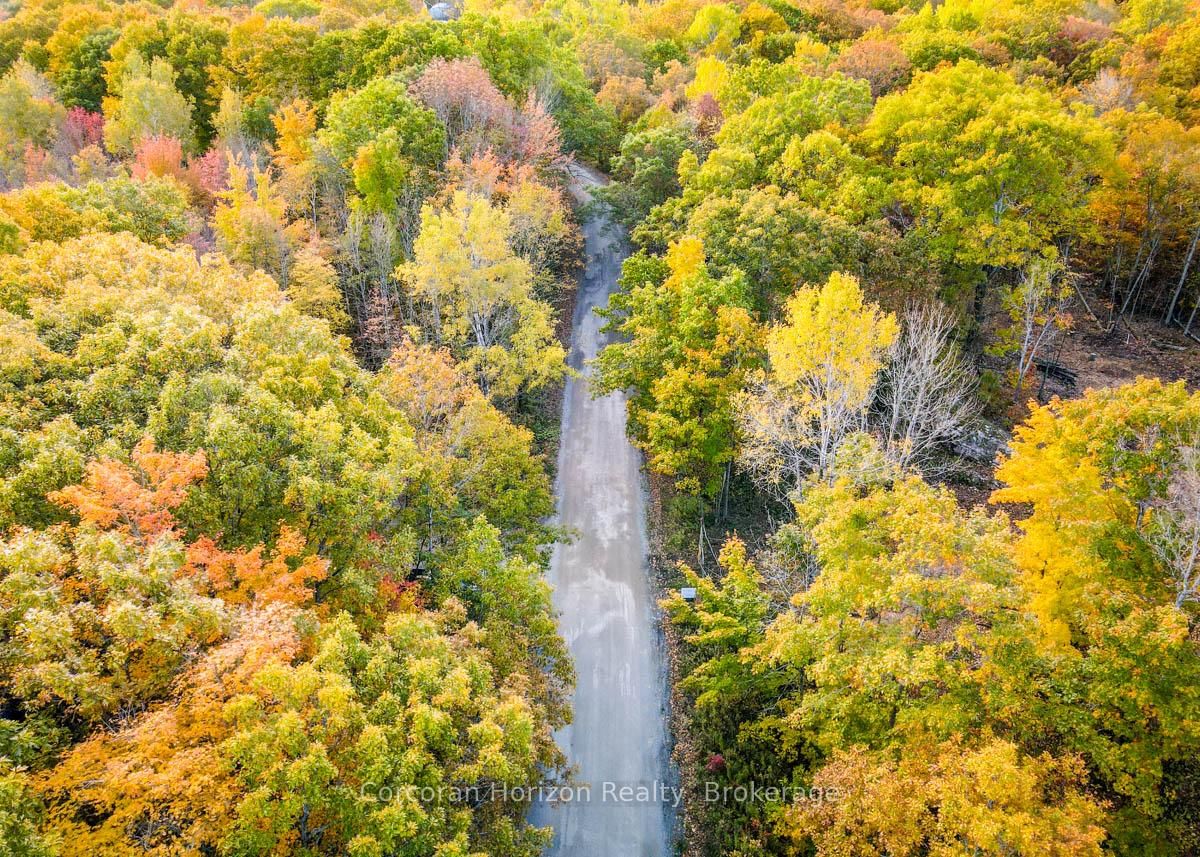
left=829, top=38, right=912, bottom=97
left=1061, top=15, right=1112, bottom=44
left=132, top=134, right=188, bottom=184
left=412, top=57, right=564, bottom=170
left=187, top=147, right=230, bottom=198
left=690, top=92, right=724, bottom=139
left=516, top=90, right=565, bottom=170
left=62, top=107, right=104, bottom=151
left=412, top=57, right=516, bottom=158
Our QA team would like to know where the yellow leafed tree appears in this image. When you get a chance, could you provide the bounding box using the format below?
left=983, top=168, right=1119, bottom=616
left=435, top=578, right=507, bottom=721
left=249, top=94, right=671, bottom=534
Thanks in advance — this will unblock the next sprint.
left=397, top=190, right=565, bottom=399
left=992, top=377, right=1200, bottom=644
left=736, top=271, right=898, bottom=493
left=788, top=737, right=1107, bottom=857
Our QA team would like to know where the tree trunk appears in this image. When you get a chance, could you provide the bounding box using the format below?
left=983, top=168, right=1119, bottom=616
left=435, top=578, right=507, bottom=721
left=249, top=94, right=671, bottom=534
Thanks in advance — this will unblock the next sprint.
left=717, top=460, right=732, bottom=523
left=1165, top=222, right=1200, bottom=325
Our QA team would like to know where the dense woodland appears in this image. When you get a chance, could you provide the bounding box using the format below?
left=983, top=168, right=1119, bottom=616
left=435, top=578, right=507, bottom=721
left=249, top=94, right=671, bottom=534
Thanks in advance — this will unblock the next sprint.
left=585, top=0, right=1200, bottom=853
left=0, top=0, right=1197, bottom=852
left=0, top=1, right=593, bottom=853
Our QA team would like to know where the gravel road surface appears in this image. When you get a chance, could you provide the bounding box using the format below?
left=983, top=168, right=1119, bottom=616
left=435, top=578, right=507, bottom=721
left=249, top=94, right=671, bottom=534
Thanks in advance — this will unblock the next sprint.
left=529, top=164, right=674, bottom=857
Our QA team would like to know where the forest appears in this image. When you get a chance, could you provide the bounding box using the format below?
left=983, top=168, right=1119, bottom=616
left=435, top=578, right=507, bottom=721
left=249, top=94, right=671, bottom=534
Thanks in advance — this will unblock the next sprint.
left=0, top=0, right=1197, bottom=851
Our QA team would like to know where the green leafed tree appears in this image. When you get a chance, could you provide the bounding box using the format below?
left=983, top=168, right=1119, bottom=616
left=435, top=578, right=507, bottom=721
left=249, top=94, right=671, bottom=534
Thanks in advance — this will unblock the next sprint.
left=595, top=238, right=760, bottom=501
left=317, top=76, right=445, bottom=177
left=863, top=59, right=1113, bottom=315
left=102, top=53, right=194, bottom=154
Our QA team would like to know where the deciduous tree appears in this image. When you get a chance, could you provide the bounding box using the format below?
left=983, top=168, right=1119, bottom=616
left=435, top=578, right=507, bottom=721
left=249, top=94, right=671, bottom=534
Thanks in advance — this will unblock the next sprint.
left=874, top=301, right=978, bottom=472
left=596, top=238, right=760, bottom=502
left=397, top=190, right=565, bottom=398
left=101, top=53, right=193, bottom=155
left=736, top=271, right=897, bottom=493
left=864, top=60, right=1112, bottom=318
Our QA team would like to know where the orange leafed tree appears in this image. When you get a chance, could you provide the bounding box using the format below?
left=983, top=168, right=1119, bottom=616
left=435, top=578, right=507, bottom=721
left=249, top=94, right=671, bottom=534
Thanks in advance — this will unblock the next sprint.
left=185, top=526, right=328, bottom=607
left=49, top=437, right=207, bottom=541
left=50, top=436, right=328, bottom=607
left=40, top=607, right=304, bottom=856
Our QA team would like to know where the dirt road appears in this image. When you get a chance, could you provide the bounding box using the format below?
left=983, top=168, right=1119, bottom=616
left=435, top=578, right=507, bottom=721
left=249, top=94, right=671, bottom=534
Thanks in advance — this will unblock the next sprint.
left=529, top=165, right=674, bottom=856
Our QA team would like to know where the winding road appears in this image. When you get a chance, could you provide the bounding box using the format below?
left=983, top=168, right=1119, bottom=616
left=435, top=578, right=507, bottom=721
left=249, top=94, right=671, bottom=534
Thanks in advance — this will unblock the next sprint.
left=529, top=165, right=674, bottom=857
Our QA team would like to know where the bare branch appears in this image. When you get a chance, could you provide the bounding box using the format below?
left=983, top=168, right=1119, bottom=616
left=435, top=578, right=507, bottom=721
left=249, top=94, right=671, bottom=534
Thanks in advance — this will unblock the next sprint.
left=874, top=302, right=979, bottom=474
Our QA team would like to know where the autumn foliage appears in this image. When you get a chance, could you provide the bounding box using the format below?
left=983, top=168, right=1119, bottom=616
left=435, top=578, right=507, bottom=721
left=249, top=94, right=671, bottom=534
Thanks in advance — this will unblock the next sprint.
left=0, top=0, right=1198, bottom=851
left=49, top=439, right=207, bottom=541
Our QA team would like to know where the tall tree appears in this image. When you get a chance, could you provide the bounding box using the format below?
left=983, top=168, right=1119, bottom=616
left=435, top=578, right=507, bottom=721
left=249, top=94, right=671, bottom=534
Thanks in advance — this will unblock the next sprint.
left=397, top=190, right=565, bottom=399
left=595, top=238, right=760, bottom=502
left=864, top=59, right=1112, bottom=321
left=101, top=53, right=194, bottom=154
left=736, top=271, right=897, bottom=494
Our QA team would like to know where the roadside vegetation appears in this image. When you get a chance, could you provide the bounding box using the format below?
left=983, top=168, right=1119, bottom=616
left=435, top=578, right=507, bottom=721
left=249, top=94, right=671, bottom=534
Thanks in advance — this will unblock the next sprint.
left=576, top=0, right=1200, bottom=854
left=0, top=0, right=1199, bottom=852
